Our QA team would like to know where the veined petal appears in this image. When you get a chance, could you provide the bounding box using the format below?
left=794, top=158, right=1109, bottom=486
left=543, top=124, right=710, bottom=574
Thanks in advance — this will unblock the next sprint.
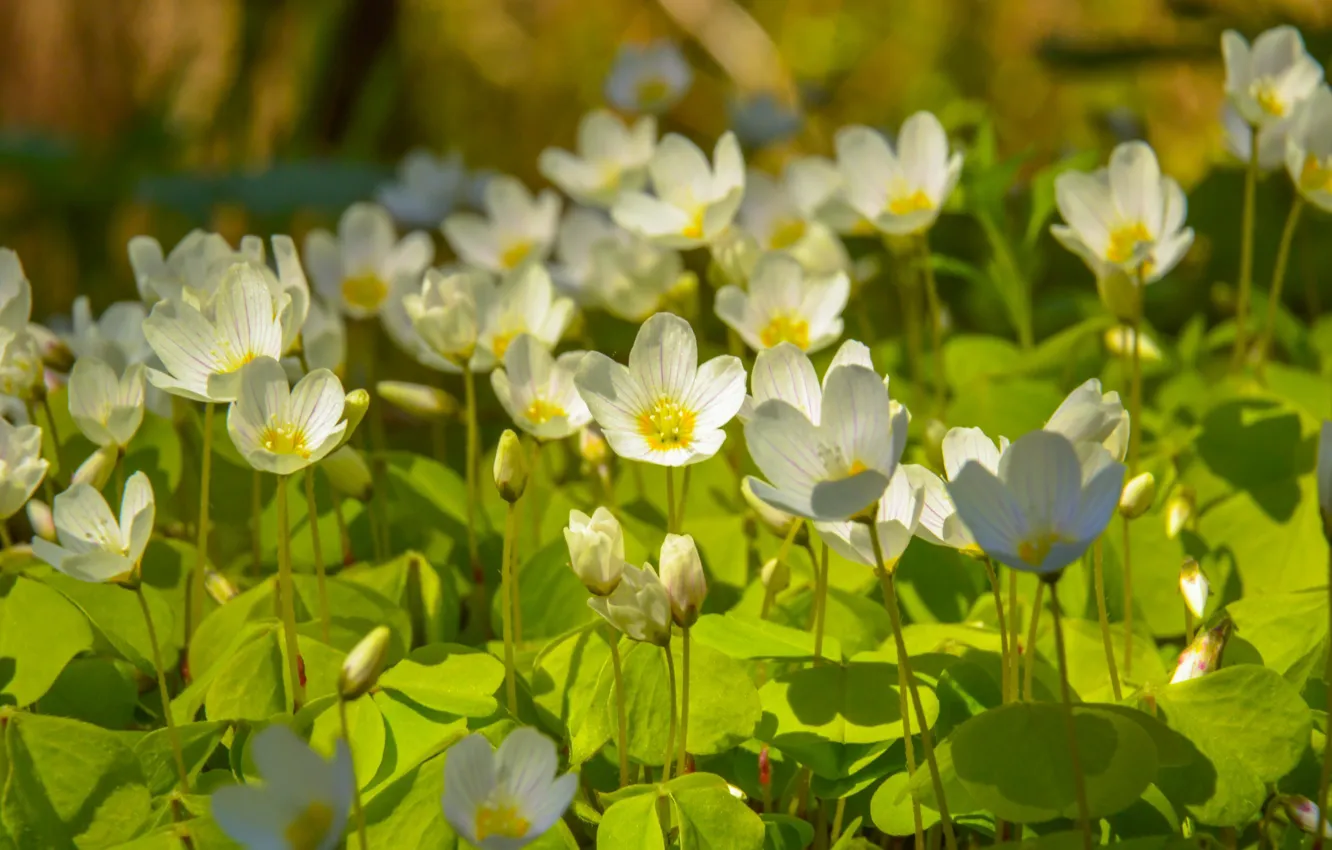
left=749, top=344, right=822, bottom=423
left=825, top=339, right=874, bottom=377
left=685, top=355, right=746, bottom=432
left=442, top=734, right=498, bottom=842
left=997, top=430, right=1082, bottom=535
left=524, top=773, right=579, bottom=839
left=943, top=426, right=1005, bottom=481
left=820, top=364, right=892, bottom=476
left=809, top=471, right=890, bottom=521
left=628, top=313, right=697, bottom=403
left=744, top=401, right=825, bottom=502
left=289, top=369, right=347, bottom=449
left=68, top=357, right=118, bottom=447
left=946, top=462, right=1028, bottom=569
left=495, top=727, right=560, bottom=802
left=1073, top=458, right=1126, bottom=544
left=120, top=471, right=155, bottom=565
left=210, top=782, right=294, bottom=848
left=1109, top=141, right=1164, bottom=236
left=575, top=353, right=651, bottom=435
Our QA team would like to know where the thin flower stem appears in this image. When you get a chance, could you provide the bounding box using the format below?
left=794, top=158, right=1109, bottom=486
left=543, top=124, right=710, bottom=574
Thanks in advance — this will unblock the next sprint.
left=607, top=627, right=630, bottom=787
left=678, top=466, right=692, bottom=530
left=1024, top=582, right=1044, bottom=701
left=1257, top=197, right=1305, bottom=375
left=114, top=448, right=125, bottom=506
left=898, top=635, right=925, bottom=847
left=305, top=469, right=330, bottom=643
left=1122, top=515, right=1134, bottom=680
left=251, top=470, right=263, bottom=578
left=275, top=475, right=305, bottom=707
left=665, top=466, right=677, bottom=533
left=663, top=640, right=678, bottom=783
left=191, top=402, right=215, bottom=640
left=813, top=541, right=829, bottom=663
left=335, top=497, right=353, bottom=566
left=869, top=522, right=956, bottom=850
left=678, top=624, right=691, bottom=775
left=1317, top=546, right=1332, bottom=846
left=1092, top=539, right=1122, bottom=701
left=831, top=797, right=846, bottom=844
left=918, top=233, right=947, bottom=414
left=1233, top=126, right=1260, bottom=369
left=1049, top=580, right=1093, bottom=850
left=501, top=500, right=519, bottom=715
left=1007, top=568, right=1020, bottom=701
left=40, top=394, right=62, bottom=465
left=462, top=366, right=480, bottom=575
left=981, top=558, right=1010, bottom=702
left=136, top=584, right=190, bottom=795
left=339, top=697, right=369, bottom=850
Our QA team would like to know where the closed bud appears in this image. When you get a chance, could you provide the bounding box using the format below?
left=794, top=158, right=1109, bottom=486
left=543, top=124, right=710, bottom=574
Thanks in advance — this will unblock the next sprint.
left=741, top=476, right=805, bottom=544
left=1170, top=617, right=1231, bottom=684
left=564, top=507, right=625, bottom=596
left=204, top=567, right=239, bottom=604
left=25, top=499, right=54, bottom=542
left=1118, top=472, right=1156, bottom=519
left=493, top=430, right=528, bottom=503
left=1164, top=488, right=1195, bottom=539
left=337, top=389, right=371, bottom=450
left=578, top=424, right=609, bottom=466
left=376, top=380, right=458, bottom=421
left=72, top=445, right=116, bottom=490
left=32, top=326, right=74, bottom=373
left=760, top=558, right=789, bottom=594
left=1282, top=796, right=1332, bottom=837
left=1104, top=326, right=1163, bottom=363
left=322, top=445, right=373, bottom=501
left=588, top=563, right=673, bottom=646
left=338, top=625, right=392, bottom=700
left=1178, top=558, right=1209, bottom=619
left=659, top=533, right=707, bottom=627
left=1096, top=268, right=1142, bottom=321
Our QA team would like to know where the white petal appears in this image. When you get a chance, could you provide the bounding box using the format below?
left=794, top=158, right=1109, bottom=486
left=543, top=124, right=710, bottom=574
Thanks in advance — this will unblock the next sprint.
left=1109, top=141, right=1164, bottom=236
left=120, top=472, right=156, bottom=565
left=628, top=313, right=697, bottom=403
left=943, top=426, right=1005, bottom=480
left=749, top=344, right=822, bottom=422
left=52, top=483, right=121, bottom=555
left=685, top=355, right=746, bottom=432
left=946, top=462, right=1028, bottom=569
left=996, top=430, right=1082, bottom=536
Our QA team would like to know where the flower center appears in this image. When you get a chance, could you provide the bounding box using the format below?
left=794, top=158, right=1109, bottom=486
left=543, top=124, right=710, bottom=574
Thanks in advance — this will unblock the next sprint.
left=491, top=329, right=522, bottom=361
left=1249, top=79, right=1286, bottom=117
left=284, top=801, right=334, bottom=850
left=524, top=397, right=566, bottom=425
left=500, top=240, right=534, bottom=270
left=342, top=272, right=388, bottom=312
left=1301, top=153, right=1332, bottom=194
left=635, top=76, right=672, bottom=109
left=1105, top=221, right=1153, bottom=265
left=260, top=419, right=312, bottom=458
left=768, top=218, right=807, bottom=250
left=216, top=347, right=259, bottom=374
left=759, top=313, right=810, bottom=349
left=637, top=396, right=696, bottom=451
left=887, top=188, right=934, bottom=216
left=681, top=208, right=705, bottom=240
left=1016, top=530, right=1064, bottom=567
left=475, top=802, right=530, bottom=840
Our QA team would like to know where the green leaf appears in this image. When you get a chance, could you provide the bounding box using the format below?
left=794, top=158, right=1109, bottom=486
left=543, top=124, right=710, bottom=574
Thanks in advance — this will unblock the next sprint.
left=761, top=813, right=814, bottom=849
left=132, top=720, right=228, bottom=796
left=871, top=772, right=940, bottom=836
left=310, top=695, right=384, bottom=789
left=186, top=579, right=275, bottom=682
left=204, top=627, right=289, bottom=721
left=38, top=571, right=175, bottom=677
left=947, top=378, right=1066, bottom=443
left=598, top=785, right=665, bottom=850
left=531, top=625, right=611, bottom=738
left=341, top=551, right=460, bottom=645
left=943, top=335, right=1023, bottom=389
left=1039, top=618, right=1168, bottom=702
left=377, top=643, right=505, bottom=717
left=36, top=657, right=138, bottom=728
left=363, top=752, right=458, bottom=849
left=364, top=690, right=468, bottom=799
left=1225, top=589, right=1327, bottom=688
left=490, top=539, right=596, bottom=641
left=668, top=772, right=765, bottom=850
left=0, top=575, right=94, bottom=706
left=693, top=612, right=843, bottom=662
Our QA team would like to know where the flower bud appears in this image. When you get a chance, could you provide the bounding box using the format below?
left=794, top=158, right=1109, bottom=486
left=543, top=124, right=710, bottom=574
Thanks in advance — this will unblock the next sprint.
left=32, top=325, right=74, bottom=373
left=741, top=476, right=805, bottom=543
left=336, top=389, right=371, bottom=450
left=72, top=445, right=116, bottom=490
left=25, top=499, right=54, bottom=542
left=1178, top=558, right=1209, bottom=619
left=578, top=424, right=609, bottom=466
left=1164, top=488, right=1195, bottom=539
left=322, top=445, right=373, bottom=502
left=564, top=507, right=625, bottom=596
left=1170, top=617, right=1231, bottom=684
left=1104, top=326, right=1162, bottom=362
left=1118, top=472, right=1156, bottom=519
left=659, top=533, right=707, bottom=627
left=1282, top=796, right=1332, bottom=837
left=760, top=558, right=789, bottom=594
left=338, top=625, right=392, bottom=701
left=588, top=563, right=673, bottom=646
left=493, top=430, right=528, bottom=503
left=376, top=380, right=458, bottom=421
left=204, top=567, right=239, bottom=604
left=1096, top=268, right=1142, bottom=321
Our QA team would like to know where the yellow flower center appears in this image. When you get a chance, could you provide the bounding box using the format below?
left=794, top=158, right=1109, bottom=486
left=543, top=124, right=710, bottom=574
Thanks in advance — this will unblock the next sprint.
left=759, top=312, right=810, bottom=349
left=637, top=396, right=696, bottom=452
left=887, top=188, right=934, bottom=216
left=259, top=420, right=312, bottom=459
left=524, top=397, right=566, bottom=425
left=1300, top=153, right=1332, bottom=194
left=284, top=801, right=334, bottom=850
left=476, top=803, right=531, bottom=841
left=1105, top=221, right=1153, bottom=264
left=1249, top=79, right=1286, bottom=117
left=342, top=272, right=388, bottom=312
left=500, top=240, right=534, bottom=270
left=635, top=76, right=672, bottom=109
left=768, top=218, right=807, bottom=250
left=216, top=348, right=259, bottom=374
left=1017, top=531, right=1065, bottom=567
left=491, top=330, right=522, bottom=361
left=681, top=208, right=705, bottom=240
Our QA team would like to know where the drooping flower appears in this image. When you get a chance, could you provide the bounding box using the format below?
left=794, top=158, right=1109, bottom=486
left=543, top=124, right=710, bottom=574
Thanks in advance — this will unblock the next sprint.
left=227, top=357, right=348, bottom=476
left=715, top=252, right=849, bottom=354
left=604, top=41, right=692, bottom=114
left=1044, top=378, right=1130, bottom=463
left=32, top=472, right=154, bottom=583
left=67, top=357, right=146, bottom=449
left=128, top=230, right=263, bottom=304
left=565, top=507, right=626, bottom=596
left=303, top=202, right=434, bottom=320
left=612, top=132, right=745, bottom=249
left=377, top=148, right=470, bottom=227
left=1221, top=26, right=1322, bottom=128
left=575, top=312, right=745, bottom=466
left=539, top=110, right=657, bottom=207
left=587, top=562, right=673, bottom=645
left=444, top=176, right=561, bottom=273
left=816, top=465, right=927, bottom=570
left=736, top=167, right=849, bottom=276
left=0, top=418, right=48, bottom=519
left=1286, top=85, right=1332, bottom=213
left=491, top=334, right=590, bottom=441
left=212, top=724, right=353, bottom=850
left=834, top=113, right=963, bottom=236
left=946, top=430, right=1126, bottom=575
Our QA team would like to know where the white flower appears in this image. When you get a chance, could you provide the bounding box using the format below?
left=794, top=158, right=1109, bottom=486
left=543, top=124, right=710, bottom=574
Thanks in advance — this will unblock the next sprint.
left=913, top=427, right=1010, bottom=554
left=443, top=727, right=577, bottom=850
left=1104, top=325, right=1163, bottom=362
left=0, top=418, right=48, bottom=519
left=575, top=312, right=745, bottom=466
left=473, top=265, right=575, bottom=373
left=946, top=430, right=1125, bottom=575
left=0, top=327, right=44, bottom=400
left=784, top=156, right=872, bottom=236
left=1044, top=378, right=1130, bottom=463
left=1221, top=26, right=1322, bottom=127
left=738, top=168, right=849, bottom=276
left=834, top=113, right=963, bottom=236
left=715, top=253, right=849, bottom=354
left=212, top=724, right=353, bottom=850
left=612, top=132, right=745, bottom=249
left=816, top=465, right=927, bottom=569
left=491, top=334, right=590, bottom=441
left=66, top=296, right=152, bottom=372
left=227, top=357, right=348, bottom=476
left=552, top=209, right=682, bottom=321
left=403, top=267, right=492, bottom=373
left=1222, top=104, right=1288, bottom=172
left=737, top=338, right=872, bottom=422
left=128, top=230, right=264, bottom=304
left=444, top=176, right=561, bottom=273
left=0, top=249, right=33, bottom=334
left=604, top=40, right=692, bottom=114
left=565, top=507, right=625, bottom=596
left=1051, top=141, right=1195, bottom=284
left=32, top=471, right=154, bottom=583
left=743, top=343, right=907, bottom=520
left=68, top=357, right=146, bottom=449
left=588, top=562, right=673, bottom=645
left=377, top=148, right=469, bottom=227
left=1286, top=85, right=1332, bottom=212
left=144, top=262, right=290, bottom=403
left=270, top=234, right=312, bottom=356
left=539, top=111, right=656, bottom=207
left=303, top=202, right=434, bottom=320
left=659, top=532, right=706, bottom=626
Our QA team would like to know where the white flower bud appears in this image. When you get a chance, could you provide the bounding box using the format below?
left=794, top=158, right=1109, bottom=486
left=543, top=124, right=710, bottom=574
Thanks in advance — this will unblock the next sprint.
left=493, top=430, right=528, bottom=504
left=741, top=476, right=803, bottom=542
left=564, top=508, right=625, bottom=596
left=1118, top=472, right=1156, bottom=519
left=322, top=445, right=373, bottom=502
left=376, top=380, right=458, bottom=421
left=1178, top=558, right=1209, bottom=619
left=1283, top=796, right=1332, bottom=837
left=760, top=558, right=789, bottom=594
left=204, top=567, right=239, bottom=604
left=25, top=499, right=54, bottom=542
left=659, top=533, right=707, bottom=627
left=72, top=445, right=117, bottom=491
left=339, top=625, right=392, bottom=700
left=588, top=563, right=672, bottom=646
left=1164, top=488, right=1195, bottom=539
left=337, top=389, right=370, bottom=450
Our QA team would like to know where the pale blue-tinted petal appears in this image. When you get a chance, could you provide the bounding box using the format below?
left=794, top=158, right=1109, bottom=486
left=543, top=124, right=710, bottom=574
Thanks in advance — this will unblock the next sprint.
left=210, top=784, right=289, bottom=850
left=997, top=430, right=1083, bottom=534
left=946, top=462, right=1028, bottom=567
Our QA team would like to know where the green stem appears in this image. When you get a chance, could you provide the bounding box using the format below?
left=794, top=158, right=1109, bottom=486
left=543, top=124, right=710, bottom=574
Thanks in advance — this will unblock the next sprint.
left=1092, top=539, right=1122, bottom=701
left=678, top=465, right=692, bottom=529
left=608, top=627, right=630, bottom=787
left=1024, top=581, right=1044, bottom=702
left=463, top=366, right=479, bottom=575
left=114, top=448, right=125, bottom=506
left=831, top=798, right=846, bottom=844
left=191, top=402, right=215, bottom=640
left=1257, top=197, right=1305, bottom=374
left=869, top=522, right=956, bottom=850
left=251, top=469, right=263, bottom=578
left=663, top=640, right=678, bottom=782
left=501, top=500, right=519, bottom=715
left=1122, top=514, right=1134, bottom=680
left=898, top=627, right=925, bottom=847
left=136, top=584, right=190, bottom=794
left=1008, top=567, right=1021, bottom=701
left=678, top=625, right=691, bottom=775
left=666, top=466, right=677, bottom=533
left=1049, top=579, right=1093, bottom=850
left=275, top=475, right=305, bottom=707
left=813, top=541, right=829, bottom=663
left=1233, top=125, right=1260, bottom=369
left=919, top=233, right=947, bottom=413
left=339, top=697, right=369, bottom=850
left=305, top=469, right=330, bottom=643
left=0, top=523, right=12, bottom=548
left=335, top=496, right=353, bottom=566
left=981, top=558, right=1010, bottom=702
left=1317, top=546, right=1332, bottom=845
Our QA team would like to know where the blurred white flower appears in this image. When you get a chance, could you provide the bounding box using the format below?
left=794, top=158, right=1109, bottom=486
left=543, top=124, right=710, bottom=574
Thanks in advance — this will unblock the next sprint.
left=377, top=380, right=457, bottom=421
left=129, top=230, right=264, bottom=305
left=835, top=113, right=963, bottom=236
left=1221, top=26, right=1322, bottom=127
left=552, top=208, right=682, bottom=322
left=539, top=110, right=656, bottom=207
left=227, top=357, right=348, bottom=476
left=492, top=334, right=590, bottom=441
left=404, top=267, right=492, bottom=373
left=587, top=562, right=673, bottom=645
left=65, top=297, right=152, bottom=372
left=729, top=91, right=802, bottom=150
left=575, top=312, right=744, bottom=467
left=1287, top=85, right=1332, bottom=213
left=443, top=176, right=561, bottom=273
left=1104, top=325, right=1163, bottom=362
left=0, top=418, right=48, bottom=520
left=605, top=40, right=692, bottom=114
left=0, top=249, right=33, bottom=334
left=913, top=426, right=1010, bottom=555
left=565, top=507, right=625, bottom=596
left=612, top=132, right=745, bottom=249
left=303, top=202, right=434, bottom=320
left=377, top=148, right=469, bottom=227
left=1045, top=378, right=1130, bottom=463
left=1221, top=104, right=1287, bottom=172
left=715, top=253, right=849, bottom=354
left=68, top=357, right=145, bottom=449
left=302, top=296, right=347, bottom=375
left=784, top=156, right=873, bottom=236
left=736, top=168, right=849, bottom=276
left=32, top=472, right=153, bottom=583
left=472, top=265, right=575, bottom=373
left=0, top=327, right=45, bottom=400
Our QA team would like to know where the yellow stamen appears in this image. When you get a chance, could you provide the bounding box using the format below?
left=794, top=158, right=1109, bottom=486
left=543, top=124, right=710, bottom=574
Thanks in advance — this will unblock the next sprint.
left=216, top=348, right=259, bottom=374
left=887, top=189, right=934, bottom=216
left=500, top=240, right=534, bottom=270
left=259, top=419, right=312, bottom=459
left=1301, top=153, right=1332, bottom=194
left=637, top=396, right=696, bottom=452
left=635, top=76, right=671, bottom=109
left=284, top=801, right=334, bottom=850
left=759, top=313, right=810, bottom=350
left=342, top=272, right=389, bottom=312
left=1105, top=221, right=1153, bottom=265
left=491, top=330, right=521, bottom=361
left=524, top=397, right=566, bottom=425
left=1249, top=79, right=1286, bottom=117
left=1017, top=531, right=1064, bottom=567
left=681, top=209, right=705, bottom=240
left=768, top=218, right=807, bottom=250
left=476, top=803, right=531, bottom=840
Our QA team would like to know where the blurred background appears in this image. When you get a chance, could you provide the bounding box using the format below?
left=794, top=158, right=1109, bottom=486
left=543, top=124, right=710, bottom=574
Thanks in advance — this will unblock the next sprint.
left=1, top=0, right=1330, bottom=339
